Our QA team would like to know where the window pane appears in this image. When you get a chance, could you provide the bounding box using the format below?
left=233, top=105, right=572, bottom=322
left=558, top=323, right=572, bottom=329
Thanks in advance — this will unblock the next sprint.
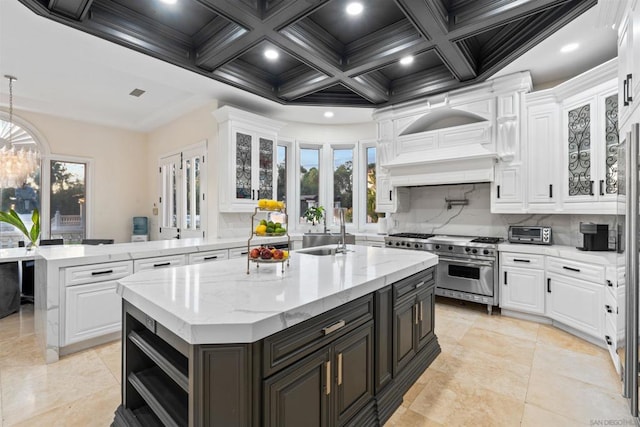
left=194, top=156, right=201, bottom=228
left=366, top=147, right=379, bottom=223
left=186, top=158, right=191, bottom=228
left=50, top=161, right=86, bottom=243
left=333, top=149, right=353, bottom=224
left=277, top=145, right=287, bottom=204
left=300, top=148, right=320, bottom=224
left=171, top=164, right=177, bottom=228
left=0, top=167, right=40, bottom=247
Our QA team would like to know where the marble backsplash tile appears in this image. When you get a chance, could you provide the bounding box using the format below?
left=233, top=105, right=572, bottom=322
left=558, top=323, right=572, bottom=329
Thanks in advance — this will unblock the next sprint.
left=388, top=183, right=618, bottom=248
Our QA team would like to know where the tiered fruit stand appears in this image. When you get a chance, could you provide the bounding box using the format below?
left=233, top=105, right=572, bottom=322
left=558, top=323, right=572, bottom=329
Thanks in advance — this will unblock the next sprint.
left=247, top=205, right=290, bottom=274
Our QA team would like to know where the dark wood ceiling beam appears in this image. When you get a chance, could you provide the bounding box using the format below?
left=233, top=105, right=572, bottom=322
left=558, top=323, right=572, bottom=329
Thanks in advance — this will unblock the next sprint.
left=194, top=24, right=252, bottom=69
left=447, top=0, right=589, bottom=39
left=278, top=73, right=336, bottom=100
left=390, top=65, right=459, bottom=102
left=475, top=0, right=597, bottom=78
left=394, top=0, right=477, bottom=81
left=213, top=62, right=278, bottom=94
left=48, top=0, right=93, bottom=20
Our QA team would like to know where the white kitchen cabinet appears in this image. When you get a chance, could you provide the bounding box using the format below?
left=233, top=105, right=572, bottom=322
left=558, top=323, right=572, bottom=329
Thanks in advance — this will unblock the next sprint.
left=64, top=281, right=122, bottom=345
left=500, top=253, right=545, bottom=315
left=62, top=260, right=133, bottom=346
left=133, top=254, right=186, bottom=272
left=212, top=106, right=285, bottom=212
left=618, top=0, right=640, bottom=127
left=545, top=256, right=604, bottom=339
left=561, top=80, right=620, bottom=213
left=491, top=163, right=525, bottom=213
left=524, top=98, right=561, bottom=212
left=228, top=247, right=250, bottom=259
left=376, top=173, right=409, bottom=213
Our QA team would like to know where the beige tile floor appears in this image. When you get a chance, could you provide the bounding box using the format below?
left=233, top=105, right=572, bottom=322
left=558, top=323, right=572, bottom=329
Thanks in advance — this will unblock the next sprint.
left=0, top=300, right=633, bottom=426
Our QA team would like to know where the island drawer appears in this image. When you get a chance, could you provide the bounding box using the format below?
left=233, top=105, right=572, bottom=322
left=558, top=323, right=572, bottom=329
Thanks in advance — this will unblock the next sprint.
left=134, top=255, right=186, bottom=272
left=263, top=294, right=373, bottom=377
left=64, top=261, right=133, bottom=286
left=188, top=250, right=228, bottom=264
left=393, top=268, right=435, bottom=305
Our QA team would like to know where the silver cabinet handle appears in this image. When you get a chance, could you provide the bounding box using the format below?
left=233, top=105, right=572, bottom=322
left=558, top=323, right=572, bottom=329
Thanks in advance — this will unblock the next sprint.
left=337, top=353, right=343, bottom=386
left=325, top=361, right=331, bottom=395
left=414, top=304, right=418, bottom=325
left=419, top=301, right=424, bottom=321
left=322, top=320, right=346, bottom=335
left=415, top=280, right=425, bottom=288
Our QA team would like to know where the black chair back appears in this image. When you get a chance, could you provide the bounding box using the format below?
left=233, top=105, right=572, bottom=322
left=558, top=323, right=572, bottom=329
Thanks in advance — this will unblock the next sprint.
left=40, top=239, right=64, bottom=246
left=81, top=239, right=115, bottom=245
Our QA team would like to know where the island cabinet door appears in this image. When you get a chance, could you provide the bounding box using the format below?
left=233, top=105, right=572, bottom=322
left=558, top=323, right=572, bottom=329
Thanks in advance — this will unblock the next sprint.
left=264, top=348, right=331, bottom=427
left=393, top=297, right=417, bottom=375
left=416, top=287, right=435, bottom=350
left=332, top=323, right=374, bottom=426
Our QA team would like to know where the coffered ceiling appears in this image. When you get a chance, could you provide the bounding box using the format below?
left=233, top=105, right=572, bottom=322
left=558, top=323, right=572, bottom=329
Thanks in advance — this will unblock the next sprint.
left=17, top=0, right=597, bottom=108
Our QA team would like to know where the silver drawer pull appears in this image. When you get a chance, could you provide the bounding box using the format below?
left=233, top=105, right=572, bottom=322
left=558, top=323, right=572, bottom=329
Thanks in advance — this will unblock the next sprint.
left=323, top=320, right=346, bottom=335
left=415, top=281, right=425, bottom=288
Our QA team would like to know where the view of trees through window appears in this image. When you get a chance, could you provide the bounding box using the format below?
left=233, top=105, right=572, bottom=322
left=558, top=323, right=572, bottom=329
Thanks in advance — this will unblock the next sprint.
left=50, top=161, right=86, bottom=243
left=333, top=148, right=353, bottom=223
left=300, top=148, right=320, bottom=223
left=366, top=146, right=379, bottom=223
left=0, top=168, right=40, bottom=247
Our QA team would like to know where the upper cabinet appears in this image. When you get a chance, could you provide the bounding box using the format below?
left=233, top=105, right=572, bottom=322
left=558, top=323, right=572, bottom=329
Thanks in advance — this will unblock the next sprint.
left=520, top=59, right=619, bottom=215
left=619, top=0, right=640, bottom=133
left=561, top=83, right=619, bottom=213
left=213, top=107, right=285, bottom=212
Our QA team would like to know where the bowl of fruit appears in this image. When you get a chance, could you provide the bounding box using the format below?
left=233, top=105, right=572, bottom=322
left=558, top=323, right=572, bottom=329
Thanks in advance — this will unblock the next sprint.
left=249, top=246, right=289, bottom=262
left=255, top=220, right=287, bottom=236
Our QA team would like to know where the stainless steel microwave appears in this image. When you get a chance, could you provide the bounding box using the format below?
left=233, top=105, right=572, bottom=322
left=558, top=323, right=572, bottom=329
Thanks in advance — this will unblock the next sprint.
left=508, top=226, right=552, bottom=245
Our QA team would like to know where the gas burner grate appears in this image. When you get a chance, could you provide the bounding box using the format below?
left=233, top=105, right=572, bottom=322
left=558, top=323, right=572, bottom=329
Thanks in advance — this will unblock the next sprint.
left=388, top=233, right=435, bottom=239
left=471, top=237, right=502, bottom=244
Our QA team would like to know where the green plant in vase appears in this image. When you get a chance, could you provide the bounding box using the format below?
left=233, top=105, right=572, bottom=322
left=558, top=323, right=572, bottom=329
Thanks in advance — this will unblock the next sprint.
left=303, top=206, right=324, bottom=226
left=0, top=208, right=40, bottom=248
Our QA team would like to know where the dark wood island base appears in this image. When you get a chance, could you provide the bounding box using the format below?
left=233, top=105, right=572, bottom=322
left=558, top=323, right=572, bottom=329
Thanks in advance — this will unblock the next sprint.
left=112, top=267, right=440, bottom=426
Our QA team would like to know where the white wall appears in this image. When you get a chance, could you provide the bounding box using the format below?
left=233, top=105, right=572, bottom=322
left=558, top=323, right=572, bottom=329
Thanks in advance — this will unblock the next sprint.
left=17, top=109, right=148, bottom=243
left=390, top=183, right=618, bottom=248
left=281, top=122, right=376, bottom=141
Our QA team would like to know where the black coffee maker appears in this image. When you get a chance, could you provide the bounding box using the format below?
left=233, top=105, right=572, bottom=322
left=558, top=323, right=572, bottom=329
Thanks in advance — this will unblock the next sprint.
left=577, top=223, right=609, bottom=251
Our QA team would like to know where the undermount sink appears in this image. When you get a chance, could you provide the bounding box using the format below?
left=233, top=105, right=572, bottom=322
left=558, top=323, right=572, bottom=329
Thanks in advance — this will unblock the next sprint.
left=302, top=232, right=355, bottom=248
left=300, top=247, right=339, bottom=256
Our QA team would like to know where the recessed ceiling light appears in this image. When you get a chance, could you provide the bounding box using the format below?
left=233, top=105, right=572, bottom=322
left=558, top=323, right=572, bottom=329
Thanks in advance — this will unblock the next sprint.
left=399, top=56, right=414, bottom=65
left=324, top=111, right=334, bottom=118
left=264, top=49, right=279, bottom=60
left=159, top=0, right=177, bottom=4
left=346, top=2, right=363, bottom=16
left=560, top=43, right=579, bottom=53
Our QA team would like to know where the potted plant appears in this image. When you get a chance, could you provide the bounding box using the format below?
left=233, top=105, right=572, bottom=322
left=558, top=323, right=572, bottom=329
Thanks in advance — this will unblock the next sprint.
left=0, top=208, right=40, bottom=249
left=303, top=206, right=325, bottom=230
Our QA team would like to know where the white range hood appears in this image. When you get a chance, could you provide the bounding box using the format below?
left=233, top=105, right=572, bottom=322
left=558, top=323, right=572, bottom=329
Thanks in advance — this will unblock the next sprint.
left=383, top=143, right=497, bottom=187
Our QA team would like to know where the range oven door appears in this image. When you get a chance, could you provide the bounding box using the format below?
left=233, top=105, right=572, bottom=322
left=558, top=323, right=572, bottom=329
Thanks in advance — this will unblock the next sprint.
left=437, top=256, right=495, bottom=297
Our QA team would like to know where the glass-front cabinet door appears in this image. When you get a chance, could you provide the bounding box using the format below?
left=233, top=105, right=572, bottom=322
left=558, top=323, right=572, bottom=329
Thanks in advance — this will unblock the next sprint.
left=258, top=137, right=274, bottom=200
left=235, top=131, right=253, bottom=201
left=562, top=84, right=619, bottom=211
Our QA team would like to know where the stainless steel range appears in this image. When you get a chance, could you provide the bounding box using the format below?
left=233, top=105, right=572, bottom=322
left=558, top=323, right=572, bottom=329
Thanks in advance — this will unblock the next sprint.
left=385, top=233, right=501, bottom=314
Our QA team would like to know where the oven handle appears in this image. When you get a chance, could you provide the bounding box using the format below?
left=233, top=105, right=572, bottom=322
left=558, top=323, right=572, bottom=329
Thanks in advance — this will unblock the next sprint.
left=438, top=257, right=494, bottom=268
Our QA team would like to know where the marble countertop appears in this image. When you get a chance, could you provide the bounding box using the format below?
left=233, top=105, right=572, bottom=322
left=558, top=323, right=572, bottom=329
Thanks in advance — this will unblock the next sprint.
left=498, top=242, right=622, bottom=265
left=116, top=245, right=438, bottom=345
left=0, top=247, right=37, bottom=263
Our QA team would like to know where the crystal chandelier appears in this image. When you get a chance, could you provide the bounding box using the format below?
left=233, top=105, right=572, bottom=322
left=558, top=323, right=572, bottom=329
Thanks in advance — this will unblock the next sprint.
left=0, top=75, right=39, bottom=189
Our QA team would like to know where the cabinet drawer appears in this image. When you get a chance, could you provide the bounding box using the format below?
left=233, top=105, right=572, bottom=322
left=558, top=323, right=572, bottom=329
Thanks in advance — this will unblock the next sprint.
left=501, top=253, right=544, bottom=269
left=134, top=255, right=186, bottom=272
left=64, top=261, right=133, bottom=286
left=188, top=250, right=228, bottom=264
left=546, top=257, right=605, bottom=284
left=263, top=294, right=373, bottom=378
left=393, top=268, right=435, bottom=305
left=228, top=247, right=250, bottom=259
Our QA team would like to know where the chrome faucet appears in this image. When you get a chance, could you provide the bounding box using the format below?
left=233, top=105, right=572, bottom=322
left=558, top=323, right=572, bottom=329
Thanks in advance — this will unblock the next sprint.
left=336, top=208, right=347, bottom=253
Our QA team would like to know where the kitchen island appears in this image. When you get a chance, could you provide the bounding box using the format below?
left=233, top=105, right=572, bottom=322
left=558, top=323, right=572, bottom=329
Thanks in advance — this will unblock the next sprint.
left=112, top=245, right=439, bottom=426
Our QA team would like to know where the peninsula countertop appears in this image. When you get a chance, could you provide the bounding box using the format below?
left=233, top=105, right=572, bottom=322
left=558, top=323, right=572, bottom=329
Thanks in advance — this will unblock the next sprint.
left=116, top=245, right=438, bottom=345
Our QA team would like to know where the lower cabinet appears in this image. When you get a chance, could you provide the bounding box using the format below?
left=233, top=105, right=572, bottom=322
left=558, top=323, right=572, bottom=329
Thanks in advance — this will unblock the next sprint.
left=264, top=323, right=374, bottom=427
left=500, top=266, right=545, bottom=315
left=65, top=280, right=122, bottom=345
left=546, top=272, right=603, bottom=337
